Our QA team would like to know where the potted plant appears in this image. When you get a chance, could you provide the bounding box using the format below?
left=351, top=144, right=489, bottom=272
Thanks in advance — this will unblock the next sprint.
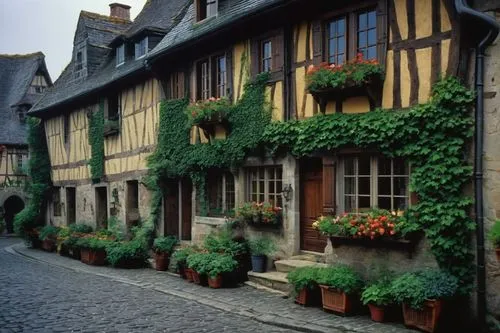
left=77, top=232, right=113, bottom=266
left=248, top=237, right=276, bottom=273
left=361, top=279, right=395, bottom=322
left=39, top=225, right=60, bottom=252
left=206, top=254, right=238, bottom=289
left=316, top=265, right=364, bottom=315
left=488, top=219, right=500, bottom=261
left=391, top=270, right=458, bottom=332
left=187, top=97, right=230, bottom=128
left=56, top=227, right=71, bottom=256
left=236, top=202, right=261, bottom=224
left=173, top=246, right=196, bottom=280
left=287, top=266, right=322, bottom=306
left=153, top=236, right=178, bottom=271
left=186, top=252, right=209, bottom=286
left=63, top=224, right=93, bottom=259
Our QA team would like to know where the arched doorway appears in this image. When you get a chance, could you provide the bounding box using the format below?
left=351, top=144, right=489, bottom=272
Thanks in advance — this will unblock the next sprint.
left=4, top=196, right=25, bottom=234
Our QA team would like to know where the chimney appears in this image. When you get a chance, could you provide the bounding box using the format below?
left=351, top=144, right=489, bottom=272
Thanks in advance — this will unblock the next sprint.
left=109, top=3, right=131, bottom=20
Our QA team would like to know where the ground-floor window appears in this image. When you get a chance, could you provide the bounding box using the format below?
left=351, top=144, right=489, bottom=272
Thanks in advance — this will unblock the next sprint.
left=339, top=155, right=409, bottom=213
left=246, top=166, right=283, bottom=207
left=52, top=187, right=62, bottom=217
left=206, top=171, right=235, bottom=216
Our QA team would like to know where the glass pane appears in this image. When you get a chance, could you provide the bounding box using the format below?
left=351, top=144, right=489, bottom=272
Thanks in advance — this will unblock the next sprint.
left=219, top=56, right=226, bottom=72
left=259, top=168, right=265, bottom=178
left=358, top=156, right=371, bottom=175
left=338, top=53, right=345, bottom=65
left=393, top=158, right=408, bottom=175
left=277, top=196, right=283, bottom=208
left=345, top=196, right=355, bottom=212
left=329, top=39, right=337, bottom=57
left=378, top=156, right=391, bottom=175
left=338, top=18, right=345, bottom=35
left=367, top=46, right=377, bottom=60
left=276, top=181, right=282, bottom=194
left=378, top=197, right=391, bottom=210
left=358, top=176, right=371, bottom=195
left=344, top=158, right=355, bottom=175
left=359, top=13, right=367, bottom=30
left=259, top=194, right=265, bottom=203
left=368, top=11, right=377, bottom=28
left=378, top=176, right=391, bottom=195
left=368, top=29, right=377, bottom=46
left=269, top=181, right=275, bottom=194
left=252, top=181, right=257, bottom=194
left=395, top=197, right=408, bottom=210
left=344, top=177, right=355, bottom=195
left=393, top=177, right=408, bottom=196
left=329, top=21, right=336, bottom=36
left=358, top=31, right=367, bottom=48
left=359, top=196, right=371, bottom=209
left=338, top=37, right=345, bottom=54
left=259, top=181, right=265, bottom=195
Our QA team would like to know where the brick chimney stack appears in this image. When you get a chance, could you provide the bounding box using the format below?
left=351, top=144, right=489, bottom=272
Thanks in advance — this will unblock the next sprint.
left=109, top=3, right=131, bottom=20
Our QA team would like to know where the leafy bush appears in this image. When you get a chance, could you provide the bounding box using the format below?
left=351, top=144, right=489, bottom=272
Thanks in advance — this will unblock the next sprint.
left=153, top=236, right=178, bottom=254
left=76, top=234, right=113, bottom=251
left=287, top=266, right=321, bottom=293
left=203, top=228, right=248, bottom=256
left=106, top=239, right=148, bottom=267
left=186, top=252, right=210, bottom=274
left=107, top=216, right=125, bottom=241
left=68, top=223, right=93, bottom=234
left=206, top=254, right=238, bottom=278
left=391, top=270, right=458, bottom=310
left=39, top=225, right=60, bottom=241
left=187, top=97, right=230, bottom=125
left=14, top=205, right=40, bottom=236
left=248, top=237, right=276, bottom=256
left=488, top=220, right=500, bottom=248
left=173, top=246, right=197, bottom=270
left=316, top=265, right=364, bottom=295
left=361, top=280, right=395, bottom=307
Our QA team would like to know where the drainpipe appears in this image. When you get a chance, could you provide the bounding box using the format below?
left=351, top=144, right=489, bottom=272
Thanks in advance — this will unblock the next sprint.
left=454, top=1, right=499, bottom=331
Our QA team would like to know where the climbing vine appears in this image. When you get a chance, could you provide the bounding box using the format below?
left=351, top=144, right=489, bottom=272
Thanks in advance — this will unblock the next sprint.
left=14, top=117, right=52, bottom=237
left=88, top=101, right=105, bottom=183
left=263, top=77, right=476, bottom=290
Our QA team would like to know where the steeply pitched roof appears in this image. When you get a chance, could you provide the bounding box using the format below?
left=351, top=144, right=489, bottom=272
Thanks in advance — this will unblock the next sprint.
left=30, top=0, right=190, bottom=116
left=79, top=10, right=132, bottom=47
left=0, top=52, right=51, bottom=145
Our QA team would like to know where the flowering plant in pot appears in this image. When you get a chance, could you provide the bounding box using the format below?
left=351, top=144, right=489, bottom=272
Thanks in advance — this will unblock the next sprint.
left=205, top=254, right=238, bottom=289
left=391, top=270, right=458, bottom=332
left=361, top=277, right=395, bottom=322
left=187, top=97, right=230, bottom=127
left=488, top=219, right=500, bottom=261
left=173, top=246, right=197, bottom=281
left=236, top=202, right=262, bottom=224
left=39, top=225, right=61, bottom=252
left=287, top=266, right=322, bottom=306
left=76, top=231, right=114, bottom=266
left=316, top=265, right=364, bottom=315
left=153, top=236, right=178, bottom=271
left=248, top=237, right=276, bottom=273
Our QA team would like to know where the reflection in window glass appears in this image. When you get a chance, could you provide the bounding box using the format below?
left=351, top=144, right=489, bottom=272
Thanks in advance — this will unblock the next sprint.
left=357, top=10, right=377, bottom=60
left=328, top=17, right=346, bottom=65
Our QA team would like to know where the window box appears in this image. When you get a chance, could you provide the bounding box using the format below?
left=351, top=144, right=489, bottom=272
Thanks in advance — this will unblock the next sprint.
left=236, top=202, right=283, bottom=228
left=103, top=119, right=120, bottom=137
left=329, top=235, right=418, bottom=259
left=307, top=55, right=384, bottom=114
left=188, top=98, right=231, bottom=136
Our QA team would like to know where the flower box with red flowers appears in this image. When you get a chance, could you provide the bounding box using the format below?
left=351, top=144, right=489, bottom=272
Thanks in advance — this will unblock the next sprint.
left=187, top=97, right=231, bottom=134
left=307, top=53, right=385, bottom=113
left=236, top=202, right=283, bottom=227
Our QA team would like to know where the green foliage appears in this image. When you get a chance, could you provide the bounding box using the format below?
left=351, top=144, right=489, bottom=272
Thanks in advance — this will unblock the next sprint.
left=361, top=274, right=395, bottom=307
left=203, top=228, right=248, bottom=256
left=14, top=118, right=52, bottom=237
left=248, top=237, right=276, bottom=256
left=68, top=224, right=93, bottom=234
left=107, top=216, right=125, bottom=241
left=106, top=239, right=148, bottom=267
left=88, top=102, right=105, bottom=183
left=153, top=236, right=178, bottom=254
left=287, top=266, right=321, bottom=293
left=173, top=246, right=197, bottom=270
left=39, top=225, right=60, bottom=241
left=488, top=220, right=500, bottom=247
left=187, top=97, right=231, bottom=125
left=391, top=269, right=459, bottom=310
left=316, top=265, right=364, bottom=295
left=186, top=252, right=238, bottom=278
left=264, top=77, right=475, bottom=290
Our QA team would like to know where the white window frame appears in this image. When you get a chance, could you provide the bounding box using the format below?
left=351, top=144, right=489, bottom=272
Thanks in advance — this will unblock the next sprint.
left=204, top=171, right=235, bottom=216
left=246, top=166, right=283, bottom=207
left=337, top=156, right=410, bottom=213
left=116, top=44, right=125, bottom=67
left=135, top=37, right=148, bottom=60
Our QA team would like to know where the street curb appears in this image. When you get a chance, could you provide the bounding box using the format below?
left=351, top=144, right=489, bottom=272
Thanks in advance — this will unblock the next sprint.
left=5, top=243, right=341, bottom=333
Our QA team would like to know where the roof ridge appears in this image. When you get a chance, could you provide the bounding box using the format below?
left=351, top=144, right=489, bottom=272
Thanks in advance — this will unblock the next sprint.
left=80, top=10, right=131, bottom=24
left=0, top=52, right=44, bottom=59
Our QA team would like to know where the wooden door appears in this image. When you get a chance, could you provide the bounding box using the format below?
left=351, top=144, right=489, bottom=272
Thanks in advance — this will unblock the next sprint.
left=181, top=179, right=192, bottom=240
left=163, top=180, right=179, bottom=237
left=66, top=188, right=76, bottom=225
left=300, top=159, right=327, bottom=252
left=95, top=187, right=108, bottom=230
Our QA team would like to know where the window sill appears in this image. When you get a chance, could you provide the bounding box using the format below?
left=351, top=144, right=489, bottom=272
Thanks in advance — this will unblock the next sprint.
left=193, top=15, right=216, bottom=26
left=194, top=216, right=227, bottom=226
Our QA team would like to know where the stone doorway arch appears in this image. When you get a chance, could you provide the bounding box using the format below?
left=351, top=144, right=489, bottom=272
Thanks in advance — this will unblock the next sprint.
left=3, top=195, right=25, bottom=234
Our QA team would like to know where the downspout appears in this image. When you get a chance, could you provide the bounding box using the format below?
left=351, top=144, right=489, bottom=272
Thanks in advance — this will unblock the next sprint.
left=454, top=1, right=499, bottom=331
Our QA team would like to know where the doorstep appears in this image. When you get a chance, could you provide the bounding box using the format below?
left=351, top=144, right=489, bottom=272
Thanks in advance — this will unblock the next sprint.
left=247, top=270, right=292, bottom=294
left=274, top=259, right=329, bottom=273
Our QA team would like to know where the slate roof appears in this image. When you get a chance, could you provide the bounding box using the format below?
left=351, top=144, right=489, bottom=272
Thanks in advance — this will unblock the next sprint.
left=78, top=11, right=131, bottom=47
left=0, top=52, right=51, bottom=145
left=30, top=0, right=190, bottom=115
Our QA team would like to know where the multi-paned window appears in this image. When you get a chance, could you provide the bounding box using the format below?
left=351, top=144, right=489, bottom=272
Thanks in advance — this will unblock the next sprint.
left=206, top=171, right=235, bottom=216
left=325, top=8, right=378, bottom=63
left=261, top=40, right=272, bottom=72
left=16, top=154, right=24, bottom=173
left=196, top=0, right=217, bottom=21
left=116, top=44, right=125, bottom=67
left=75, top=52, right=83, bottom=72
left=135, top=37, right=148, bottom=59
left=339, top=156, right=409, bottom=213
left=247, top=166, right=283, bottom=208
left=196, top=54, right=227, bottom=100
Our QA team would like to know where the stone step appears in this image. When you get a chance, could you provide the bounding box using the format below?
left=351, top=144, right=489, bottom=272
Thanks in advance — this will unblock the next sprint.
left=274, top=259, right=329, bottom=273
left=247, top=270, right=292, bottom=294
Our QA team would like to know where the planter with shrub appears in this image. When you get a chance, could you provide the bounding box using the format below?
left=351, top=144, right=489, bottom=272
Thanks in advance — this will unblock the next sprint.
left=39, top=225, right=60, bottom=252
left=287, top=266, right=322, bottom=306
left=206, top=254, right=238, bottom=289
left=186, top=252, right=209, bottom=286
left=248, top=237, right=276, bottom=273
left=316, top=265, right=364, bottom=315
left=488, top=219, right=500, bottom=261
left=361, top=277, right=395, bottom=322
left=106, top=239, right=148, bottom=268
left=391, top=270, right=458, bottom=332
left=77, top=233, right=112, bottom=266
left=153, top=236, right=178, bottom=271
left=173, top=246, right=197, bottom=279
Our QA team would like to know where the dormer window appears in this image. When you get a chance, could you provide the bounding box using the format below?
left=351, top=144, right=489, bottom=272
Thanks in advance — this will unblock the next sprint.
left=196, top=0, right=217, bottom=21
left=29, top=74, right=47, bottom=94
left=135, top=37, right=148, bottom=59
left=73, top=45, right=87, bottom=79
left=116, top=44, right=125, bottom=67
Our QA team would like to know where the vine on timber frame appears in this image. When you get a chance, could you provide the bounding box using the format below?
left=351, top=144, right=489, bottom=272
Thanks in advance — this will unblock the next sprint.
left=88, top=101, right=105, bottom=183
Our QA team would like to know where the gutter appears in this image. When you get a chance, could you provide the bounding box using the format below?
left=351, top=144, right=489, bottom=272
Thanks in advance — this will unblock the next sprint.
left=454, top=1, right=499, bottom=331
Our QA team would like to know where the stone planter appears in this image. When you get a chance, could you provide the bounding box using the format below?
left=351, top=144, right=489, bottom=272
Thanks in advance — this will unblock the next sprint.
left=368, top=304, right=386, bottom=322
left=208, top=275, right=223, bottom=289
left=80, top=248, right=106, bottom=266
left=402, top=299, right=443, bottom=333
left=155, top=252, right=170, bottom=271
left=295, top=287, right=321, bottom=306
left=319, top=285, right=354, bottom=315
left=41, top=239, right=56, bottom=252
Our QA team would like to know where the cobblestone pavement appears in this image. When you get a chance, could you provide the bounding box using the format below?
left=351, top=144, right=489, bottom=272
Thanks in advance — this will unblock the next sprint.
left=3, top=239, right=413, bottom=333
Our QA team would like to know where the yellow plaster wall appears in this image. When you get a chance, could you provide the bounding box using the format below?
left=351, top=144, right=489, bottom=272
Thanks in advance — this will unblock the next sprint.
left=0, top=148, right=28, bottom=182
left=440, top=0, right=452, bottom=31
left=382, top=50, right=395, bottom=109
left=272, top=81, right=284, bottom=121
left=295, top=22, right=309, bottom=63
left=441, top=39, right=451, bottom=76
left=394, top=0, right=408, bottom=40
left=415, top=0, right=433, bottom=39
left=400, top=50, right=411, bottom=108
left=343, top=97, right=371, bottom=114
left=416, top=47, right=433, bottom=104
left=233, top=41, right=250, bottom=101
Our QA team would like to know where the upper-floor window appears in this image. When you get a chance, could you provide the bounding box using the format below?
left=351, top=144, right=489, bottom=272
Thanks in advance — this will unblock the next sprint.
left=252, top=31, right=283, bottom=77
left=135, top=37, right=148, bottom=59
left=261, top=40, right=272, bottom=72
left=75, top=51, right=83, bottom=72
left=29, top=74, right=47, bottom=94
left=325, top=8, right=377, bottom=64
left=116, top=44, right=125, bottom=67
left=168, top=71, right=185, bottom=99
left=196, top=0, right=217, bottom=21
left=107, top=93, right=120, bottom=120
left=196, top=54, right=227, bottom=100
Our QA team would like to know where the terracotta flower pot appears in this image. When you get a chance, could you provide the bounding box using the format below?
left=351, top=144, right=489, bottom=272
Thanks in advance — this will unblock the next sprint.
left=185, top=268, right=194, bottom=282
left=402, top=299, right=443, bottom=333
left=155, top=252, right=170, bottom=271
left=208, top=275, right=223, bottom=289
left=368, top=304, right=386, bottom=322
left=80, top=248, right=106, bottom=266
left=295, top=287, right=321, bottom=306
left=41, top=239, right=56, bottom=252
left=496, top=248, right=500, bottom=262
left=319, top=285, right=353, bottom=315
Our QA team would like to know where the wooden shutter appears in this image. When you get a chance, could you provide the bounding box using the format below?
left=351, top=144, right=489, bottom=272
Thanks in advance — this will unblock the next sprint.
left=312, top=20, right=323, bottom=65
left=376, top=0, right=388, bottom=67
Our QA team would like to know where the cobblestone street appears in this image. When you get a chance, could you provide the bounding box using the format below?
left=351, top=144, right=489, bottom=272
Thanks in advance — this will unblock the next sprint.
left=0, top=238, right=294, bottom=333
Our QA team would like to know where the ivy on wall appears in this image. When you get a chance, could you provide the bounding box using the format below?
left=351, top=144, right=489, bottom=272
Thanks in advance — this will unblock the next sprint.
left=14, top=118, right=52, bottom=236
left=88, top=101, right=105, bottom=183
left=263, top=77, right=476, bottom=290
